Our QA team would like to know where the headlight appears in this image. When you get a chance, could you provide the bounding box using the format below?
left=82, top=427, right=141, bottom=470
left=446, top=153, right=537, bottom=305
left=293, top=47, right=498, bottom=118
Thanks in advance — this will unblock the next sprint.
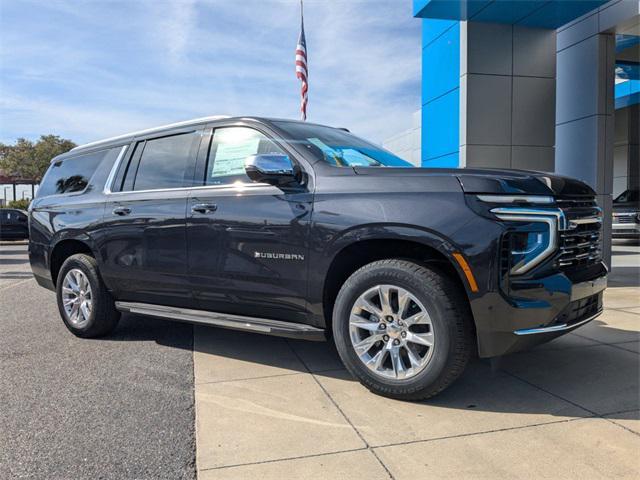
left=491, top=208, right=562, bottom=275
left=508, top=228, right=551, bottom=274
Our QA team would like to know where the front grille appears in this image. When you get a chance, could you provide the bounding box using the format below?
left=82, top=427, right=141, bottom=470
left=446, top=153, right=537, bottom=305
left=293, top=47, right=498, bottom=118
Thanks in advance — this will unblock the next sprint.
left=556, top=197, right=598, bottom=209
left=556, top=196, right=602, bottom=270
left=615, top=214, right=636, bottom=224
left=552, top=292, right=602, bottom=327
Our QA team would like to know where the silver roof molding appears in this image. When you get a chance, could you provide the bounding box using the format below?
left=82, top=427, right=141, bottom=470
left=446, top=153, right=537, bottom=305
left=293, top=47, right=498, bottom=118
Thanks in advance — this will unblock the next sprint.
left=71, top=115, right=230, bottom=152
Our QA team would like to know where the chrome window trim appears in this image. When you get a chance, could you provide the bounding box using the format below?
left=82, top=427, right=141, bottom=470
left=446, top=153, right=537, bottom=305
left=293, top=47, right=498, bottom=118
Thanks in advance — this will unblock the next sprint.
left=101, top=126, right=279, bottom=196
left=103, top=181, right=272, bottom=196
left=102, top=145, right=129, bottom=194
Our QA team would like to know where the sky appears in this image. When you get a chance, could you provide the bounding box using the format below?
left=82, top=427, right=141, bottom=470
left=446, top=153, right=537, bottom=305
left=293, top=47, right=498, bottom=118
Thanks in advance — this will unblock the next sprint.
left=0, top=0, right=422, bottom=147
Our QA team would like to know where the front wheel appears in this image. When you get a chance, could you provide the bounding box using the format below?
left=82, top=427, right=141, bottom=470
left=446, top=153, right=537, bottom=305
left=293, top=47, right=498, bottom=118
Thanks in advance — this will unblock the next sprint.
left=332, top=259, right=474, bottom=401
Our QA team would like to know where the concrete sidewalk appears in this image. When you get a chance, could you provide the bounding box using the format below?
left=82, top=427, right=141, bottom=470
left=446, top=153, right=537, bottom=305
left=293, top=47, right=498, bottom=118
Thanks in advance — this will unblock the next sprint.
left=194, top=248, right=640, bottom=479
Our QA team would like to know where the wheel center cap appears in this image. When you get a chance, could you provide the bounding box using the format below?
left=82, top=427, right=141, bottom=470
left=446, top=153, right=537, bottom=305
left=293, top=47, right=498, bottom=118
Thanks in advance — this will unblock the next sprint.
left=387, top=323, right=403, bottom=338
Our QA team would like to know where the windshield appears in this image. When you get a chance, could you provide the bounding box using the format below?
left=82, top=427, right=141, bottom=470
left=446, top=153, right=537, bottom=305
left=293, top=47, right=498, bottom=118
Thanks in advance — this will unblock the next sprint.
left=273, top=121, right=413, bottom=168
left=614, top=190, right=639, bottom=204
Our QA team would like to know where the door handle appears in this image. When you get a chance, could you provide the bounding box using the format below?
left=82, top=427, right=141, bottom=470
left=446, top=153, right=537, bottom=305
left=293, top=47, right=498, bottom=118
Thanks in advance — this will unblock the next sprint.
left=112, top=206, right=131, bottom=216
left=191, top=203, right=218, bottom=214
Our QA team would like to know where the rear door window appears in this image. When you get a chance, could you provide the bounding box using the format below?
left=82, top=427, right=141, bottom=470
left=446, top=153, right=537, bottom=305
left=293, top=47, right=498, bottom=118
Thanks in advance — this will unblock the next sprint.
left=121, top=132, right=200, bottom=192
left=38, top=149, right=113, bottom=197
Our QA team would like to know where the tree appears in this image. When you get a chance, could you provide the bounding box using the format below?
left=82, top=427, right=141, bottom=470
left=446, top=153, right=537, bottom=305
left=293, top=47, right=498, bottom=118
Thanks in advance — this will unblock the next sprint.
left=0, top=135, right=76, bottom=181
left=4, top=199, right=31, bottom=210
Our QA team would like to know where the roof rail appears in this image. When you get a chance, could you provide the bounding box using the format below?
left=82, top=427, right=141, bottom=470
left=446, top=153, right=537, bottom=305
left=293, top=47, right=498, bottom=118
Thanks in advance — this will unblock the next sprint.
left=71, top=115, right=230, bottom=151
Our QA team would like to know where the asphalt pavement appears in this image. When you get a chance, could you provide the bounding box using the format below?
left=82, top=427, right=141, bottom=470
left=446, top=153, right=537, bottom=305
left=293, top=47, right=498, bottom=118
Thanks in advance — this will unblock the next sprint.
left=0, top=241, right=196, bottom=479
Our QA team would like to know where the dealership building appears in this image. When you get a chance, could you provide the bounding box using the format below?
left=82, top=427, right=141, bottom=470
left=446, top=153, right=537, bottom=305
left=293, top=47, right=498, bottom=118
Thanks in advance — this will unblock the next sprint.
left=384, top=0, right=639, bottom=259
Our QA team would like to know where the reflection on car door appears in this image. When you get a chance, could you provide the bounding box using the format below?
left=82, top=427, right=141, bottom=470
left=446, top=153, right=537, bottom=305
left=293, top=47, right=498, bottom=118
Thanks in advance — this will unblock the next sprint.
left=98, top=129, right=202, bottom=308
left=186, top=126, right=312, bottom=323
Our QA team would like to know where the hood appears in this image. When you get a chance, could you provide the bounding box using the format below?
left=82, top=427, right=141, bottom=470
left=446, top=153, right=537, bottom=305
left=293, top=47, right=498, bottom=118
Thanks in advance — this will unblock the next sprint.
left=353, top=167, right=595, bottom=197
left=613, top=202, right=640, bottom=212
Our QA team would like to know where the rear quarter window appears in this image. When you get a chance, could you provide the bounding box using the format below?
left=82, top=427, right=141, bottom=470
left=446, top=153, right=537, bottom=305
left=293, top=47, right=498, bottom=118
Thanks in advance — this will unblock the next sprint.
left=37, top=148, right=116, bottom=198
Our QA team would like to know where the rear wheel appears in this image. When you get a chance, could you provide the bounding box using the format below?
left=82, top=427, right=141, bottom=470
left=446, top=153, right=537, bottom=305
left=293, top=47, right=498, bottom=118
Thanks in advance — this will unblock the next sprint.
left=56, top=254, right=120, bottom=337
left=332, top=259, right=473, bottom=400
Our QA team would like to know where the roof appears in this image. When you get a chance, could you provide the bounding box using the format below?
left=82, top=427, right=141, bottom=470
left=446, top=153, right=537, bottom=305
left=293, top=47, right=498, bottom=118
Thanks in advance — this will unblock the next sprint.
left=70, top=115, right=231, bottom=153
left=66, top=116, right=334, bottom=157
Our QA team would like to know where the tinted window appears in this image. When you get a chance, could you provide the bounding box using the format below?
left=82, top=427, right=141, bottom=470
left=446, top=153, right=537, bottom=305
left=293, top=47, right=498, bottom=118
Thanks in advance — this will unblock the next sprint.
left=1, top=209, right=26, bottom=223
left=205, top=127, right=285, bottom=186
left=273, top=121, right=412, bottom=168
left=614, top=190, right=639, bottom=204
left=130, top=132, right=199, bottom=191
left=0, top=210, right=10, bottom=223
left=38, top=149, right=111, bottom=197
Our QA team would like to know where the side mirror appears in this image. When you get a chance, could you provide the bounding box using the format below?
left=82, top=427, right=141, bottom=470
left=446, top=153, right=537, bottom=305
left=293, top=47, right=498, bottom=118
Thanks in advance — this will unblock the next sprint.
left=245, top=154, right=298, bottom=187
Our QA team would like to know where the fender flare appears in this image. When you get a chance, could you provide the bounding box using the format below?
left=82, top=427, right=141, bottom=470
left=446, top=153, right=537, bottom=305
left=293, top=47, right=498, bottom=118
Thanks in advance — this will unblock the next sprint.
left=322, top=223, right=476, bottom=297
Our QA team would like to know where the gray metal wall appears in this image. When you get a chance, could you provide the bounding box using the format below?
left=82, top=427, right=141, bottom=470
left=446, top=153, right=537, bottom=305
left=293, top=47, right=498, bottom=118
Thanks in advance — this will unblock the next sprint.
left=459, top=22, right=557, bottom=171
left=554, top=0, right=639, bottom=266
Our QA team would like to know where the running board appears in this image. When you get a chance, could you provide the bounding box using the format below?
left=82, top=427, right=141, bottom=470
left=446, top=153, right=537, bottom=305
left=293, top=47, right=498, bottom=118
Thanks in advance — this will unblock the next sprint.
left=115, top=302, right=326, bottom=341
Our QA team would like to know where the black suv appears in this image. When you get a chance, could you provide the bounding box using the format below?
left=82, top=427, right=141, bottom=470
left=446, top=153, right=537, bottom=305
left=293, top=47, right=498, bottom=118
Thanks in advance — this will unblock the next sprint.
left=29, top=116, right=607, bottom=400
left=1, top=208, right=29, bottom=240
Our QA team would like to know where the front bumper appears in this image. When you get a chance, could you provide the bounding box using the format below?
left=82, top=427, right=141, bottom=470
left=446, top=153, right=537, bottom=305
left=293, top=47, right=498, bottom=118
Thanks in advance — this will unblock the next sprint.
left=472, top=263, right=607, bottom=357
left=612, top=222, right=640, bottom=238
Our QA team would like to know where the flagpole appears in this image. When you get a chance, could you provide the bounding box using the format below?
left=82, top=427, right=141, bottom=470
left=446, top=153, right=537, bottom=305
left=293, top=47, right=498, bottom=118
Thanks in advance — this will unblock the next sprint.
left=296, top=0, right=308, bottom=121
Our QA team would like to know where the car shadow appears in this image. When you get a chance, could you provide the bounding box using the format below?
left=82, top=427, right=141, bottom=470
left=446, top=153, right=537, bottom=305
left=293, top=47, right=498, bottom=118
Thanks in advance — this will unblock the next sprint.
left=0, top=249, right=28, bottom=255
left=107, top=312, right=638, bottom=421
left=608, top=266, right=640, bottom=287
left=0, top=271, right=33, bottom=279
left=0, top=257, right=30, bottom=265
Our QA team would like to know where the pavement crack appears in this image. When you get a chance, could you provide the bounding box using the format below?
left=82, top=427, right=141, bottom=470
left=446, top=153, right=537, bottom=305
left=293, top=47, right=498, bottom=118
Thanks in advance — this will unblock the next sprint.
left=285, top=339, right=396, bottom=480
left=198, top=447, right=370, bottom=472
left=372, top=416, right=589, bottom=450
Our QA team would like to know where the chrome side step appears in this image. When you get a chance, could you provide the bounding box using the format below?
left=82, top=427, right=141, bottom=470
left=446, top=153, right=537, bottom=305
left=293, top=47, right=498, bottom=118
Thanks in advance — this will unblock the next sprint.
left=115, top=302, right=326, bottom=341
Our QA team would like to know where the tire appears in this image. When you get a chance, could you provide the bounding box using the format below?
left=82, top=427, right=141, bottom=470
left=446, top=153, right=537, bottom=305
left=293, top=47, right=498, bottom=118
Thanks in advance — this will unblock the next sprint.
left=332, top=259, right=474, bottom=401
left=55, top=253, right=120, bottom=338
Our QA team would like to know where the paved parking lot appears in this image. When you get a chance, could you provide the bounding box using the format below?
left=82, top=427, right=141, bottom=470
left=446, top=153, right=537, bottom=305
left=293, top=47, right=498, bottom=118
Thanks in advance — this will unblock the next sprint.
left=0, top=242, right=196, bottom=479
left=1, top=240, right=639, bottom=479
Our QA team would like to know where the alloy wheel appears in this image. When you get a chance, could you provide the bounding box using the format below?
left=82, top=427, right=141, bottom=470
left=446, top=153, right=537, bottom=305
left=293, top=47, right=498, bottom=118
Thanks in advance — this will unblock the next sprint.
left=61, top=268, right=93, bottom=328
left=349, top=284, right=435, bottom=380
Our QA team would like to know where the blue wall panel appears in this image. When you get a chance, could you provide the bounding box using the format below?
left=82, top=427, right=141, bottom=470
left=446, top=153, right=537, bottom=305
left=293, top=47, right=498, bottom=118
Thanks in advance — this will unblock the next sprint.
left=421, top=19, right=460, bottom=167
left=423, top=18, right=458, bottom=47
left=414, top=0, right=607, bottom=28
left=615, top=80, right=640, bottom=109
left=423, top=152, right=460, bottom=168
left=422, top=22, right=460, bottom=103
left=414, top=0, right=491, bottom=21
left=423, top=89, right=459, bottom=162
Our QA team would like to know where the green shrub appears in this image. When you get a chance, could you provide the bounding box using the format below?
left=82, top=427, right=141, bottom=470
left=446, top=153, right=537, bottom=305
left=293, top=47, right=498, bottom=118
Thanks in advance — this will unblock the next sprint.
left=4, top=198, right=31, bottom=210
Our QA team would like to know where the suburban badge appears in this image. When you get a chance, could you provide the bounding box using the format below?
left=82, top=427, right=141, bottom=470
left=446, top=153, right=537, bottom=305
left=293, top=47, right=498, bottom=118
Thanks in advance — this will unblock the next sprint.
left=254, top=251, right=305, bottom=261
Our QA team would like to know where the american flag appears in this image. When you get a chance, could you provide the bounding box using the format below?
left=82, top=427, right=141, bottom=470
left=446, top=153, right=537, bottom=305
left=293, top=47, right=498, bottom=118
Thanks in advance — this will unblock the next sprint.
left=295, top=1, right=308, bottom=121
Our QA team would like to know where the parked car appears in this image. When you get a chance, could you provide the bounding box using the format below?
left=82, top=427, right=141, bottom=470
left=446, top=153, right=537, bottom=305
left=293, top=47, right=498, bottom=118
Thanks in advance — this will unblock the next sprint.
left=0, top=208, right=29, bottom=240
left=29, top=116, right=607, bottom=400
left=612, top=189, right=639, bottom=239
